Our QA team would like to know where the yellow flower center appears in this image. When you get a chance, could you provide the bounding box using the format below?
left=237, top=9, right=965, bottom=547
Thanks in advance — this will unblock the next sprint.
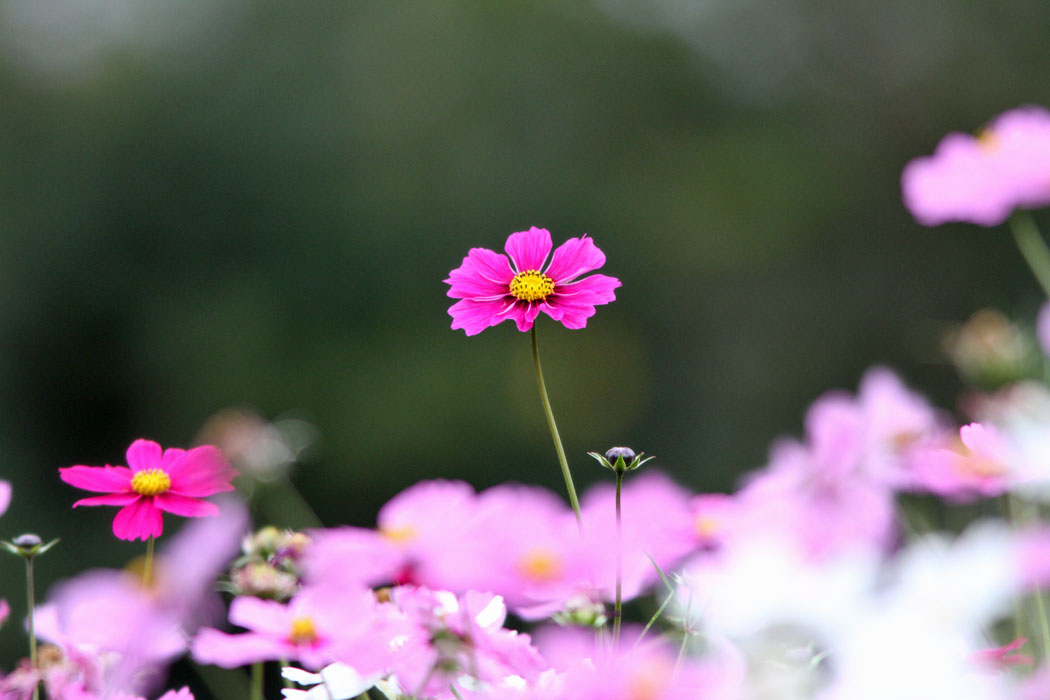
left=288, top=617, right=318, bottom=645
left=694, top=515, right=721, bottom=539
left=518, top=548, right=563, bottom=582
left=509, top=270, right=555, bottom=302
left=381, top=524, right=418, bottom=544
left=130, top=469, right=171, bottom=496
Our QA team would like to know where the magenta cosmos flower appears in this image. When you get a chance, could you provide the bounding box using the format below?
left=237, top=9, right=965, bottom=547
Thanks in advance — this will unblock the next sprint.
left=60, top=439, right=238, bottom=541
left=445, top=227, right=621, bottom=335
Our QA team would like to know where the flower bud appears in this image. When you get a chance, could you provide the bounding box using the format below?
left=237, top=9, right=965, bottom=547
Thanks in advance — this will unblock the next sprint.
left=2, top=534, right=59, bottom=559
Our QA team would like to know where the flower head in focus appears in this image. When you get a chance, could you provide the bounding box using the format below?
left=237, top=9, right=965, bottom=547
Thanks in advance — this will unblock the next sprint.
left=445, top=227, right=620, bottom=335
left=60, top=439, right=238, bottom=541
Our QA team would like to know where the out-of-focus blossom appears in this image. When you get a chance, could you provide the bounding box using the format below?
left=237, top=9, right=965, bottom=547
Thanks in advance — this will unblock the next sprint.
left=969, top=383, right=1050, bottom=501
left=0, top=599, right=8, bottom=629
left=386, top=587, right=546, bottom=699
left=30, top=500, right=247, bottom=696
left=688, top=493, right=737, bottom=551
left=577, top=472, right=696, bottom=600
left=945, top=309, right=1036, bottom=388
left=736, top=439, right=897, bottom=558
left=193, top=585, right=396, bottom=672
left=911, top=423, right=1016, bottom=501
left=281, top=663, right=381, bottom=700
left=0, top=480, right=10, bottom=517
left=902, top=105, right=1050, bottom=226
left=445, top=227, right=620, bottom=335
left=825, top=522, right=1023, bottom=700
left=60, top=439, right=238, bottom=541
left=305, top=480, right=480, bottom=591
left=197, top=408, right=317, bottom=482
left=534, top=626, right=732, bottom=700
left=972, top=637, right=1032, bottom=670
left=33, top=571, right=186, bottom=693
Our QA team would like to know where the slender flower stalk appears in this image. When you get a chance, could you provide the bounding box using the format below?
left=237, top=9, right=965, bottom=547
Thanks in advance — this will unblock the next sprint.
left=587, top=447, right=655, bottom=648
left=2, top=535, right=58, bottom=700
left=613, top=468, right=624, bottom=646
left=251, top=661, right=264, bottom=700
left=26, top=554, right=37, bottom=700
left=143, top=535, right=155, bottom=587
left=1009, top=213, right=1050, bottom=297
left=531, top=326, right=582, bottom=525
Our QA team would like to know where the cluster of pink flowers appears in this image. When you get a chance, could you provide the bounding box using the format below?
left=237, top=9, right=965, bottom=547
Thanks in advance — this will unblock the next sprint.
left=8, top=124, right=1050, bottom=700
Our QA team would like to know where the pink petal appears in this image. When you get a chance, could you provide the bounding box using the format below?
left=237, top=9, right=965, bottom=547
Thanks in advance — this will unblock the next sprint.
left=449, top=298, right=516, bottom=336
left=59, top=465, right=133, bottom=493
left=445, top=248, right=515, bottom=299
left=192, top=628, right=291, bottom=668
left=153, top=493, right=220, bottom=518
left=229, top=595, right=292, bottom=636
left=0, top=481, right=10, bottom=517
left=166, top=445, right=237, bottom=498
left=73, top=493, right=141, bottom=507
left=505, top=227, right=552, bottom=272
left=160, top=447, right=187, bottom=470
left=545, top=235, right=607, bottom=283
left=554, top=273, right=621, bottom=304
left=126, top=439, right=163, bottom=472
left=112, top=498, right=164, bottom=541
left=0, top=599, right=8, bottom=627
left=157, top=689, right=194, bottom=700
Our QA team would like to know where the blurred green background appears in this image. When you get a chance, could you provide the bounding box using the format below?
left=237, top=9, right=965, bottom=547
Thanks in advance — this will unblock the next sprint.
left=1, top=0, right=1050, bottom=684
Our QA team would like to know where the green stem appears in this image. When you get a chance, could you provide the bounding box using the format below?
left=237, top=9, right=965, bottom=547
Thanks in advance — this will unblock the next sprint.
left=1009, top=213, right=1050, bottom=297
left=26, top=556, right=38, bottom=700
left=530, top=326, right=582, bottom=526
left=251, top=662, right=263, bottom=700
left=143, top=535, right=155, bottom=587
left=613, top=470, right=623, bottom=647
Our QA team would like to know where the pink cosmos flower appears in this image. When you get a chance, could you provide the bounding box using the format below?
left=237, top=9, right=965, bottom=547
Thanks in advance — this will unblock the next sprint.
left=445, top=227, right=621, bottom=335
left=911, top=422, right=1015, bottom=501
left=60, top=439, right=238, bottom=541
left=192, top=585, right=400, bottom=672
left=902, top=105, right=1050, bottom=226
left=0, top=480, right=10, bottom=517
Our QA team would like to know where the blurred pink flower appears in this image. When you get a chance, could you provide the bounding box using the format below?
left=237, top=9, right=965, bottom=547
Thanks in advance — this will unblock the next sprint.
left=534, top=626, right=730, bottom=700
left=388, top=587, right=546, bottom=698
left=911, top=423, right=1014, bottom=501
left=902, top=105, right=1050, bottom=226
left=305, top=480, right=481, bottom=590
left=193, top=585, right=396, bottom=672
left=0, top=480, right=10, bottom=517
left=445, top=227, right=620, bottom=335
left=60, top=439, right=238, bottom=541
left=972, top=637, right=1032, bottom=670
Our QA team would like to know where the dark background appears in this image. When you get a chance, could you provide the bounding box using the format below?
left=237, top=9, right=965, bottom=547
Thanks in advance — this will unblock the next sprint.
left=1, top=0, right=1048, bottom=683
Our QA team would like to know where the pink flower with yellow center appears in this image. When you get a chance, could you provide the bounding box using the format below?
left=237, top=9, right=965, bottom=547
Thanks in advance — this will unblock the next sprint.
left=59, top=439, right=238, bottom=541
left=445, top=227, right=621, bottom=335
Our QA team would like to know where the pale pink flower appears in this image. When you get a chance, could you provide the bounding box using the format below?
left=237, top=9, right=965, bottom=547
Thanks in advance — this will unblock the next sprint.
left=0, top=480, right=10, bottom=517
left=305, top=480, right=481, bottom=590
left=534, top=626, right=729, bottom=700
left=193, top=585, right=395, bottom=672
left=577, top=472, right=697, bottom=601
left=445, top=227, right=620, bottom=335
left=387, top=587, right=546, bottom=698
left=902, top=105, right=1050, bottom=226
left=60, top=439, right=238, bottom=541
left=911, top=423, right=1014, bottom=501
